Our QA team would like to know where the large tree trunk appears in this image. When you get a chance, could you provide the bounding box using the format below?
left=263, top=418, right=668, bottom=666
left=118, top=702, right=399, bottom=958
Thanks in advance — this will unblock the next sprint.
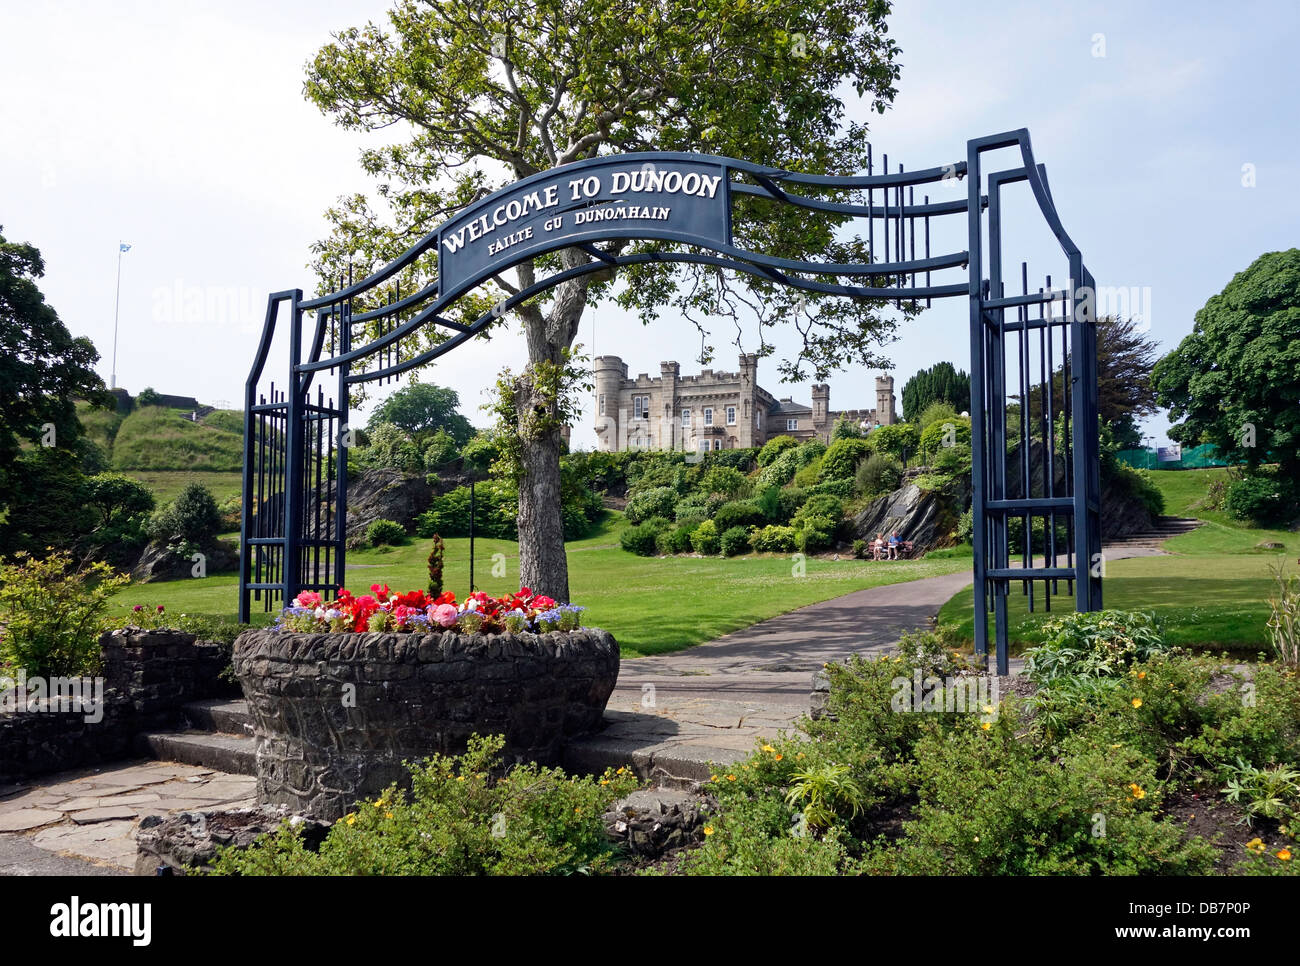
left=516, top=416, right=569, bottom=601
left=511, top=249, right=591, bottom=602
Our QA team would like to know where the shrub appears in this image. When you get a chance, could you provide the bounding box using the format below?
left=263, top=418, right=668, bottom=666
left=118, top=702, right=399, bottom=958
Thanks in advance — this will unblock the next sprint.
left=866, top=422, right=920, bottom=461
left=1023, top=610, right=1168, bottom=685
left=415, top=482, right=518, bottom=539
left=136, top=387, right=162, bottom=407
left=1267, top=564, right=1300, bottom=667
left=719, top=525, right=751, bottom=557
left=757, top=435, right=798, bottom=466
left=930, top=441, right=972, bottom=479
left=621, top=516, right=670, bottom=556
left=795, top=515, right=837, bottom=553
left=792, top=457, right=823, bottom=488
left=855, top=452, right=903, bottom=498
left=365, top=519, right=407, bottom=546
left=916, top=399, right=961, bottom=432
left=756, top=447, right=802, bottom=488
left=673, top=494, right=713, bottom=524
left=819, top=438, right=872, bottom=482
left=1226, top=472, right=1293, bottom=525
left=625, top=486, right=679, bottom=524
left=0, top=550, right=128, bottom=677
left=750, top=525, right=798, bottom=553
left=852, top=538, right=867, bottom=558
left=656, top=522, right=699, bottom=555
left=713, top=499, right=765, bottom=532
left=207, top=735, right=637, bottom=876
left=691, top=519, right=720, bottom=555
left=956, top=506, right=974, bottom=544
left=807, top=477, right=854, bottom=500
left=359, top=422, right=423, bottom=472
left=919, top=416, right=971, bottom=463
left=148, top=482, right=222, bottom=545
left=422, top=428, right=459, bottom=470
left=698, top=466, right=749, bottom=499
left=794, top=492, right=843, bottom=525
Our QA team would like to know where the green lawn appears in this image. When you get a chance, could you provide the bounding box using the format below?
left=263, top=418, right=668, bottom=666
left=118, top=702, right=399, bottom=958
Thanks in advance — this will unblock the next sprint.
left=936, top=468, right=1295, bottom=655
left=127, top=470, right=244, bottom=506
left=111, top=514, right=971, bottom=658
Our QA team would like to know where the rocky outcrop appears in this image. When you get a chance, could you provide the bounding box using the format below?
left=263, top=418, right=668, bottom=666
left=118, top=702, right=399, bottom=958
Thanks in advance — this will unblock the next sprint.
left=135, top=806, right=329, bottom=875
left=131, top=538, right=238, bottom=582
left=603, top=786, right=709, bottom=857
left=334, top=468, right=435, bottom=539
left=851, top=477, right=969, bottom=553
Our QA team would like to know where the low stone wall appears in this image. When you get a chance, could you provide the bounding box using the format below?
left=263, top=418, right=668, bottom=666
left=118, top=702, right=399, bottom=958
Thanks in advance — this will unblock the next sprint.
left=233, top=627, right=620, bottom=821
left=0, top=629, right=229, bottom=784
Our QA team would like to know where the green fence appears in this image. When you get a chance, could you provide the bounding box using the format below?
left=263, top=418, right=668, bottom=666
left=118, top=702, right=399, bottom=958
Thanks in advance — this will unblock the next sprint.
left=1116, top=443, right=1233, bottom=471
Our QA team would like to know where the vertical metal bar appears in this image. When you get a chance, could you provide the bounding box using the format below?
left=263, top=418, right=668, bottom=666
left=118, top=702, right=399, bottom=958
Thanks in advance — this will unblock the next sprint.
left=336, top=300, right=351, bottom=596
left=965, top=139, right=990, bottom=668
left=987, top=173, right=1008, bottom=676
left=923, top=193, right=931, bottom=308
left=866, top=143, right=874, bottom=263
left=284, top=289, right=306, bottom=608
left=1020, top=262, right=1032, bottom=611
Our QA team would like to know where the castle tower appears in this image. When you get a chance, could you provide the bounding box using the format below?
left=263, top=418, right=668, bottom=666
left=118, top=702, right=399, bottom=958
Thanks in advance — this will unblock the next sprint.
left=811, top=384, right=831, bottom=442
left=660, top=361, right=679, bottom=450
left=593, top=355, right=628, bottom=452
left=738, top=353, right=759, bottom=448
left=875, top=375, right=897, bottom=426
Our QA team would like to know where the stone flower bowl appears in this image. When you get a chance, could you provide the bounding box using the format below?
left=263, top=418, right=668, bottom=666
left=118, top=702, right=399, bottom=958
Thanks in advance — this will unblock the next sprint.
left=232, top=627, right=619, bottom=821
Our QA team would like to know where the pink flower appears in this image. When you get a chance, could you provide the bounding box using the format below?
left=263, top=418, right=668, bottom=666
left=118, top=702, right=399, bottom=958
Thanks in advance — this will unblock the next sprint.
left=295, top=591, right=322, bottom=609
left=431, top=604, right=458, bottom=628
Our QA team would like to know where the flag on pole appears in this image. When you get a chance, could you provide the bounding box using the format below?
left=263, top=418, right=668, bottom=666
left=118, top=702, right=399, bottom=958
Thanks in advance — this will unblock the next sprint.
left=120, top=242, right=132, bottom=252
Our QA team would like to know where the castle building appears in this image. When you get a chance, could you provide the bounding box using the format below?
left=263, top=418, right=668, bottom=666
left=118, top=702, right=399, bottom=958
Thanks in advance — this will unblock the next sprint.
left=593, top=353, right=896, bottom=453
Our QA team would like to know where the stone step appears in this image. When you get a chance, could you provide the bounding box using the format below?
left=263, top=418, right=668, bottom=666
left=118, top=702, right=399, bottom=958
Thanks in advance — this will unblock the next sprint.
left=181, top=698, right=252, bottom=735
left=137, top=731, right=257, bottom=777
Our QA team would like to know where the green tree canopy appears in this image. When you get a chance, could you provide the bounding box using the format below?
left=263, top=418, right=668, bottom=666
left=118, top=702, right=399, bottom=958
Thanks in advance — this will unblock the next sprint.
left=304, top=0, right=906, bottom=598
left=901, top=361, right=969, bottom=421
left=1154, top=249, right=1300, bottom=477
left=366, top=381, right=474, bottom=446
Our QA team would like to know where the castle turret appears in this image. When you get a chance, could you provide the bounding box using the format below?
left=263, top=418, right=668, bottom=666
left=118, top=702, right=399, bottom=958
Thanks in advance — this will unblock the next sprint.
left=811, top=384, right=831, bottom=442
left=738, top=353, right=759, bottom=448
left=875, top=375, right=897, bottom=426
left=594, top=355, right=628, bottom=452
left=660, top=361, right=679, bottom=450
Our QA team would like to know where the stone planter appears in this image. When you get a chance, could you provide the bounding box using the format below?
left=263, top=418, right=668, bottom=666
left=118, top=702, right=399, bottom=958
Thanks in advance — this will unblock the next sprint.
left=232, top=627, right=620, bottom=820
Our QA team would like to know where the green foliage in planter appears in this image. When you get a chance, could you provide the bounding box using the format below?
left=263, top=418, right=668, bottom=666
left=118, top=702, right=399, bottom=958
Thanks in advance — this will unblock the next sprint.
left=366, top=519, right=407, bottom=547
left=207, top=735, right=637, bottom=876
left=719, top=525, right=752, bottom=557
left=0, top=550, right=127, bottom=677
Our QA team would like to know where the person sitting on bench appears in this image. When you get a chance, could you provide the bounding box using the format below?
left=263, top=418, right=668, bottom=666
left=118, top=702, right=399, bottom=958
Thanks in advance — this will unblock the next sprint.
left=888, top=531, right=902, bottom=560
left=872, top=533, right=886, bottom=560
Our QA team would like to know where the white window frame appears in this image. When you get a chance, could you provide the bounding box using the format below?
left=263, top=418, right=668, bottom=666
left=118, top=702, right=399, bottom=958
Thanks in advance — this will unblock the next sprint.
left=681, top=408, right=691, bottom=427
left=697, top=440, right=710, bottom=453
left=787, top=417, right=799, bottom=431
left=598, top=394, right=605, bottom=417
left=713, top=439, right=722, bottom=450
left=633, top=395, right=650, bottom=419
left=726, top=406, right=736, bottom=425
left=704, top=407, right=713, bottom=426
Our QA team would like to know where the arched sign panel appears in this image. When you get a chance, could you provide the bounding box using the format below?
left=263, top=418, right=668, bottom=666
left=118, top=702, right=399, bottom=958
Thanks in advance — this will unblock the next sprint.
left=239, top=129, right=1103, bottom=675
left=437, top=156, right=731, bottom=291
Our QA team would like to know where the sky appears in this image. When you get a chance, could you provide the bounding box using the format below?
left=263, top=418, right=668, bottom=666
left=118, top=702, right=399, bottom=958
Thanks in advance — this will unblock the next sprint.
left=3, top=0, right=1297, bottom=450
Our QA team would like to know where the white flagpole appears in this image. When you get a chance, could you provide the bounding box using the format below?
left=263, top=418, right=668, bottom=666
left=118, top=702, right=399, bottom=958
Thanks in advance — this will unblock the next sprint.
left=111, top=241, right=125, bottom=389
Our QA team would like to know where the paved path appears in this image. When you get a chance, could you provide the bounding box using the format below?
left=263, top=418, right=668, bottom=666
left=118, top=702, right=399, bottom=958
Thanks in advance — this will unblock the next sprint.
left=0, top=761, right=256, bottom=875
left=566, top=569, right=985, bottom=782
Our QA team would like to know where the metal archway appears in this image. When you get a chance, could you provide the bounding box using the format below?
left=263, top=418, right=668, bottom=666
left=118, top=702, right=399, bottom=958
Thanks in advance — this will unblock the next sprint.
left=238, top=128, right=1102, bottom=673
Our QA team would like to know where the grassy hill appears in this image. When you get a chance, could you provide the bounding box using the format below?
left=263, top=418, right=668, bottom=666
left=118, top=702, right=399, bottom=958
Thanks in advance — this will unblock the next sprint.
left=105, top=405, right=244, bottom=472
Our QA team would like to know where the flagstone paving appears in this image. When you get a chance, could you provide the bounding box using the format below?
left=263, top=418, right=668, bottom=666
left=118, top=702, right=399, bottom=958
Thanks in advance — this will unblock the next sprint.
left=0, top=760, right=255, bottom=874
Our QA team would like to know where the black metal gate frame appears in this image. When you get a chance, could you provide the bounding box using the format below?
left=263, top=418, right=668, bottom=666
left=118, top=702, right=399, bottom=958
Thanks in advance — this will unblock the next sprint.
left=239, top=128, right=1102, bottom=673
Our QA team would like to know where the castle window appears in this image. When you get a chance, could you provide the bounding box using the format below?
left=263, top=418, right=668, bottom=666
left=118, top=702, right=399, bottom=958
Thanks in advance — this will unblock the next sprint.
left=726, top=406, right=736, bottom=425
left=598, top=394, right=605, bottom=417
left=713, top=439, right=722, bottom=450
left=633, top=395, right=650, bottom=419
left=787, top=417, right=799, bottom=431
left=681, top=409, right=691, bottom=427
left=704, top=407, right=713, bottom=426
left=697, top=440, right=710, bottom=453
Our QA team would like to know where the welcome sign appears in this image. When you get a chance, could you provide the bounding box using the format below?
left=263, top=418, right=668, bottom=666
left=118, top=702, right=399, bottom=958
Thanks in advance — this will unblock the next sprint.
left=436, top=156, right=731, bottom=292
